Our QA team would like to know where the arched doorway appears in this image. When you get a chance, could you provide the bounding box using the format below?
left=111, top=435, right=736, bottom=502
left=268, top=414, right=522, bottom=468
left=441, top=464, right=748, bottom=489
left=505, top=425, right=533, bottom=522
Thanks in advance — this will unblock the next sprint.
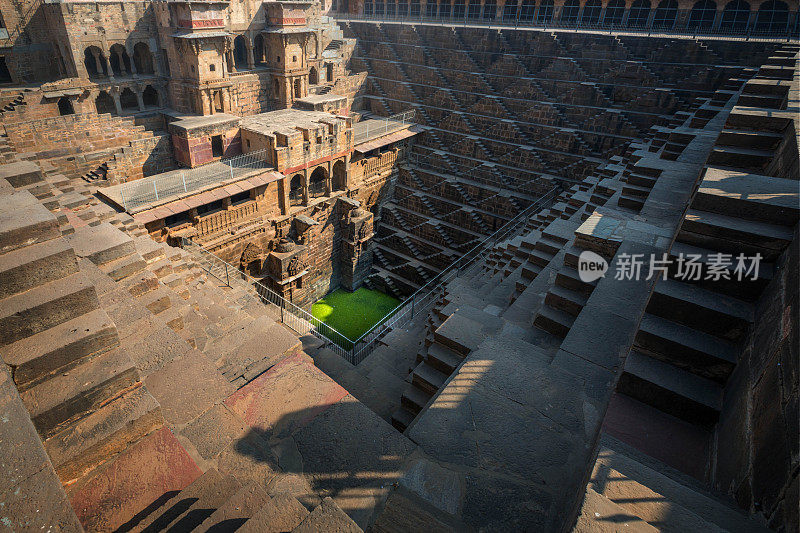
left=254, top=34, right=265, bottom=65
left=332, top=160, right=347, bottom=191
left=309, top=66, right=319, bottom=85
left=143, top=85, right=159, bottom=107
left=627, top=0, right=651, bottom=27
left=560, top=0, right=580, bottom=24
left=233, top=36, right=248, bottom=71
left=308, top=166, right=328, bottom=198
left=536, top=0, right=554, bottom=22
left=109, top=44, right=131, bottom=77
left=688, top=0, right=717, bottom=29
left=84, top=46, right=107, bottom=78
left=95, top=91, right=116, bottom=114
left=755, top=0, right=789, bottom=32
left=120, top=87, right=138, bottom=110
left=581, top=0, right=602, bottom=24
left=57, top=97, right=74, bottom=116
left=720, top=0, right=750, bottom=30
left=653, top=0, right=678, bottom=28
left=603, top=0, right=626, bottom=25
left=133, top=42, right=154, bottom=74
left=289, top=174, right=304, bottom=206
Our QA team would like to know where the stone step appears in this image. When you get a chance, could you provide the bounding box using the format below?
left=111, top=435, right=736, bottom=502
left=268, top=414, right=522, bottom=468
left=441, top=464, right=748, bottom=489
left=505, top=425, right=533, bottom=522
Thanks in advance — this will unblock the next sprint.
left=411, top=360, right=447, bottom=395
left=544, top=284, right=587, bottom=317
left=668, top=240, right=773, bottom=301
left=554, top=265, right=597, bottom=297
left=591, top=439, right=771, bottom=533
left=573, top=488, right=658, bottom=532
left=133, top=236, right=166, bottom=263
left=400, top=383, right=431, bottom=415
left=619, top=349, right=722, bottom=426
left=99, top=252, right=147, bottom=281
left=0, top=307, right=119, bottom=390
left=622, top=182, right=651, bottom=199
left=532, top=305, right=575, bottom=339
left=635, top=313, right=737, bottom=384
left=618, top=191, right=645, bottom=211
left=528, top=247, right=555, bottom=268
left=391, top=405, right=417, bottom=432
left=44, top=384, right=163, bottom=485
left=707, top=145, right=773, bottom=172
left=648, top=278, right=752, bottom=342
left=533, top=236, right=563, bottom=256
left=236, top=493, right=310, bottom=533
left=21, top=347, right=139, bottom=438
left=67, top=222, right=135, bottom=266
left=0, top=237, right=77, bottom=299
left=0, top=190, right=60, bottom=255
left=716, top=129, right=783, bottom=151
left=0, top=271, right=99, bottom=347
left=425, top=342, right=462, bottom=374
left=131, top=468, right=242, bottom=532
left=139, top=286, right=174, bottom=315
left=521, top=261, right=543, bottom=281
left=197, top=482, right=271, bottom=532
left=692, top=168, right=799, bottom=226
left=292, top=496, right=362, bottom=533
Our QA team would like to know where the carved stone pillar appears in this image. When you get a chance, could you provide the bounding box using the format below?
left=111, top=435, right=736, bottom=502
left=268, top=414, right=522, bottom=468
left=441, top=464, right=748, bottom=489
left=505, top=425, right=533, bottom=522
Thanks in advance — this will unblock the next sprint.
left=111, top=93, right=123, bottom=115
left=135, top=90, right=145, bottom=111
left=340, top=200, right=374, bottom=291
left=265, top=239, right=309, bottom=305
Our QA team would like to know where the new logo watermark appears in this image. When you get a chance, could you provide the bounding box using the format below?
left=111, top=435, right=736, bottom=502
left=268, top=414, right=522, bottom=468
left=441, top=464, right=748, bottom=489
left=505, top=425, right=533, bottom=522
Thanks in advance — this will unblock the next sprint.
left=577, top=250, right=762, bottom=283
left=578, top=250, right=608, bottom=283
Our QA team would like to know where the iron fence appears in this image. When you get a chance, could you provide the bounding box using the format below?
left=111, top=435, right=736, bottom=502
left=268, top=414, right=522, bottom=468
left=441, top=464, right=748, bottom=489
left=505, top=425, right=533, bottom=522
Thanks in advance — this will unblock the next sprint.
left=353, top=110, right=416, bottom=145
left=181, top=237, right=356, bottom=361
left=334, top=12, right=799, bottom=41
left=119, top=149, right=270, bottom=212
left=181, top=185, right=558, bottom=365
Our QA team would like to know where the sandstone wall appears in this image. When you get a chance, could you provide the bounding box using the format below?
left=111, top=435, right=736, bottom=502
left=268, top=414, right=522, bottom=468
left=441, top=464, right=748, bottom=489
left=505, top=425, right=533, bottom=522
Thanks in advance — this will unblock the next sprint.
left=713, top=227, right=799, bottom=532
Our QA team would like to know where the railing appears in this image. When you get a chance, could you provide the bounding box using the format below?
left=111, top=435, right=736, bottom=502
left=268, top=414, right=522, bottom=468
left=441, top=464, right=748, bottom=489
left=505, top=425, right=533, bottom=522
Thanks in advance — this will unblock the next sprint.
left=181, top=184, right=558, bottom=365
left=353, top=110, right=416, bottom=145
left=334, top=11, right=799, bottom=41
left=348, top=185, right=558, bottom=362
left=180, top=236, right=357, bottom=362
left=119, top=149, right=270, bottom=212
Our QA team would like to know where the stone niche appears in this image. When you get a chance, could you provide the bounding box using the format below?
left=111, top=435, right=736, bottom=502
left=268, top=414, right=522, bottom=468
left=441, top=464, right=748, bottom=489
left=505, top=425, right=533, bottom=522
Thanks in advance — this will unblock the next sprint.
left=340, top=198, right=374, bottom=291
left=264, top=238, right=309, bottom=304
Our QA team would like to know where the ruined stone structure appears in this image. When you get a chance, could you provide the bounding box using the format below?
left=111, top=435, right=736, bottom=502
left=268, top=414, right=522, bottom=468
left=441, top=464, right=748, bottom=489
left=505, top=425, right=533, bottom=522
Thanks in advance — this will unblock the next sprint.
left=0, top=0, right=798, bottom=531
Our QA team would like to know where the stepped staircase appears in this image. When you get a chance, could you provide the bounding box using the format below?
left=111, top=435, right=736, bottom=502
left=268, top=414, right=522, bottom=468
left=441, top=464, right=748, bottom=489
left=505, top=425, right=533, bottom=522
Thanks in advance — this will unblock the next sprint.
left=575, top=434, right=771, bottom=532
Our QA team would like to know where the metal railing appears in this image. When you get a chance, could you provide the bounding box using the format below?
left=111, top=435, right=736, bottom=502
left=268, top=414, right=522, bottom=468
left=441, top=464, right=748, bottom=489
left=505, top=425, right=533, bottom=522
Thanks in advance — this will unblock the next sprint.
left=181, top=237, right=357, bottom=362
left=348, top=185, right=558, bottom=362
left=181, top=185, right=558, bottom=365
left=119, top=149, right=270, bottom=212
left=353, top=110, right=416, bottom=145
left=334, top=11, right=799, bottom=41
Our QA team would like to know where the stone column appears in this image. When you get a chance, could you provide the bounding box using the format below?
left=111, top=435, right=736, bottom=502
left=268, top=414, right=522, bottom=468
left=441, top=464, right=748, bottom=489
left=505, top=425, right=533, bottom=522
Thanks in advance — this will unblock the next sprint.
left=103, top=52, right=114, bottom=80
left=92, top=49, right=104, bottom=78
left=127, top=45, right=138, bottom=77
left=112, top=93, right=123, bottom=114
left=302, top=168, right=310, bottom=206
left=135, top=89, right=145, bottom=111
left=246, top=40, right=255, bottom=70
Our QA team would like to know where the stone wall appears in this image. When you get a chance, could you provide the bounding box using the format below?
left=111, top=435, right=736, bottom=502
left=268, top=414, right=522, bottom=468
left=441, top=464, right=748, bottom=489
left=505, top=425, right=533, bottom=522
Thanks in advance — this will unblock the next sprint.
left=713, top=227, right=799, bottom=532
left=2, top=112, right=175, bottom=181
left=0, top=0, right=56, bottom=82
